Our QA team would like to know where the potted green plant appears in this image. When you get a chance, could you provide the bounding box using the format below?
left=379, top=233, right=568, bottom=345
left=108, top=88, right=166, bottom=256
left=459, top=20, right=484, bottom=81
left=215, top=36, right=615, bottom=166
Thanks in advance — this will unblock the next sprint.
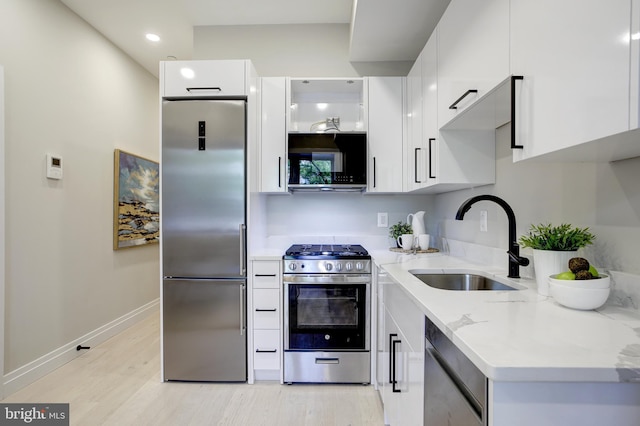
left=389, top=221, right=412, bottom=248
left=519, top=223, right=595, bottom=296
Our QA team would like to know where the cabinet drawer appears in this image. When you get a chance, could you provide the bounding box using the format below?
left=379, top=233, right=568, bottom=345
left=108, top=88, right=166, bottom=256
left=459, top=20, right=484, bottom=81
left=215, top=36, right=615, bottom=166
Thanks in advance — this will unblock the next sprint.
left=254, top=330, right=280, bottom=370
left=253, top=289, right=280, bottom=329
left=252, top=261, right=281, bottom=288
left=163, top=60, right=247, bottom=97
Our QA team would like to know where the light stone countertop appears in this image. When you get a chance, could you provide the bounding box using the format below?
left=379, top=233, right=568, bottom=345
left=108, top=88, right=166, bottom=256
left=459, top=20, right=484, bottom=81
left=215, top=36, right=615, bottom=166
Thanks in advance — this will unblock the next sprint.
left=371, top=251, right=640, bottom=384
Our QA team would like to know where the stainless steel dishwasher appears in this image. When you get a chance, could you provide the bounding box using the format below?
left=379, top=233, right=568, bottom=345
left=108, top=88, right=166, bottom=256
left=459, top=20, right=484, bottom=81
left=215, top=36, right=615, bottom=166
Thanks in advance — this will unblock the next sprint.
left=424, top=316, right=487, bottom=426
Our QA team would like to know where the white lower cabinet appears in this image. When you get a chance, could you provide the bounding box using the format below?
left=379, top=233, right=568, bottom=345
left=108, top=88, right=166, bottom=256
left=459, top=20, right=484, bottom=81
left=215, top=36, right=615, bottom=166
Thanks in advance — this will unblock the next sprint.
left=249, top=260, right=282, bottom=382
left=377, top=265, right=424, bottom=426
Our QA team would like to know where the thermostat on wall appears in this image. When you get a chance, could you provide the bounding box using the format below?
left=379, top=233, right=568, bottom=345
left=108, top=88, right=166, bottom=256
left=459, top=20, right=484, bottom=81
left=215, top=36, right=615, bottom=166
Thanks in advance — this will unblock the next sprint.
left=46, top=154, right=63, bottom=180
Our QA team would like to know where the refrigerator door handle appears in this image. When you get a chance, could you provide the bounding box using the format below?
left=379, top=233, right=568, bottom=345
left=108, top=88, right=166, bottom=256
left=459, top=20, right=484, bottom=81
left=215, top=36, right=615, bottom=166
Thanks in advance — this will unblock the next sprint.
left=240, top=283, right=245, bottom=336
left=239, top=223, right=246, bottom=275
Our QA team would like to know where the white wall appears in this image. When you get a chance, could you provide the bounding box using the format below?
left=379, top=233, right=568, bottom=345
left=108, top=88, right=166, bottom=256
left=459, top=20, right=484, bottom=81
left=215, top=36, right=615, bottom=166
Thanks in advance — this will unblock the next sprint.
left=194, top=24, right=413, bottom=77
left=264, top=193, right=435, bottom=249
left=434, top=124, right=640, bottom=275
left=0, top=0, right=159, bottom=374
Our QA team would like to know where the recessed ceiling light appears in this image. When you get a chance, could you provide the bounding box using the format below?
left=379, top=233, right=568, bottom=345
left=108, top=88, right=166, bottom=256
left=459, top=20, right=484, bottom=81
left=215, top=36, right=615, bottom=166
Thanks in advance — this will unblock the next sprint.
left=145, top=33, right=160, bottom=42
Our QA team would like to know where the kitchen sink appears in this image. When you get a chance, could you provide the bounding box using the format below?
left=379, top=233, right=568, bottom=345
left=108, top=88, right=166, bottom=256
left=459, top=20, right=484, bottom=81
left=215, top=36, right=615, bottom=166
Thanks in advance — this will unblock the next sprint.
left=410, top=272, right=520, bottom=291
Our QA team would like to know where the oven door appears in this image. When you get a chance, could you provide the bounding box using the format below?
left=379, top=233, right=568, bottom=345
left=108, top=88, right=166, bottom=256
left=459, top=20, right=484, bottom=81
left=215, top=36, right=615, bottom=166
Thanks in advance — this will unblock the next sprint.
left=284, top=274, right=370, bottom=351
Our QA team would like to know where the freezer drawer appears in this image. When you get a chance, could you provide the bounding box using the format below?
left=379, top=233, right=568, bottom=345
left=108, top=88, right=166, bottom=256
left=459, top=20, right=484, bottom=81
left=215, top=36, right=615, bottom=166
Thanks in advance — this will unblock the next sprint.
left=163, top=279, right=247, bottom=382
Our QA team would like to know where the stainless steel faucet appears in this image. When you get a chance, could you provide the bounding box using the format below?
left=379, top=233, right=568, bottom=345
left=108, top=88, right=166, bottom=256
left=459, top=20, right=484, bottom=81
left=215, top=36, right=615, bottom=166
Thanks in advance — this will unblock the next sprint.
left=455, top=195, right=529, bottom=278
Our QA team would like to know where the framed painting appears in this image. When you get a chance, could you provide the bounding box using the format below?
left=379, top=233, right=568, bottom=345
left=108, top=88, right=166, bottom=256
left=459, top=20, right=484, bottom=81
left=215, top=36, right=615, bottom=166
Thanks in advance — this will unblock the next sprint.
left=113, top=149, right=159, bottom=250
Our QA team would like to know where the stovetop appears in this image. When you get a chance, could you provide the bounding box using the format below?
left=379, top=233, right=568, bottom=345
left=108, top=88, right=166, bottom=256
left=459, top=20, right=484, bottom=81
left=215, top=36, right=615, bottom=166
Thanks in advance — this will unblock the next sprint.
left=284, top=244, right=369, bottom=259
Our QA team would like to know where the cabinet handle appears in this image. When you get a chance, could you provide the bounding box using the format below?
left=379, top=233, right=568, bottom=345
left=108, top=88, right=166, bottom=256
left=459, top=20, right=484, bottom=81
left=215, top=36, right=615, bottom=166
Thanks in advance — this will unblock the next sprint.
left=255, top=308, right=277, bottom=312
left=449, top=89, right=478, bottom=110
left=392, top=339, right=402, bottom=393
left=255, top=274, right=277, bottom=277
left=373, top=157, right=377, bottom=188
left=428, top=138, right=436, bottom=179
left=256, top=349, right=277, bottom=353
left=278, top=156, right=282, bottom=187
left=511, top=75, right=524, bottom=149
left=414, top=148, right=421, bottom=183
left=389, top=333, right=398, bottom=385
left=186, top=87, right=222, bottom=92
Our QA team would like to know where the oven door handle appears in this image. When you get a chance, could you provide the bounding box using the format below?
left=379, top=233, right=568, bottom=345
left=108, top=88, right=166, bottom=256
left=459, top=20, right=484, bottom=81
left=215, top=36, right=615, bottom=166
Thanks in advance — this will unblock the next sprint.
left=283, top=274, right=371, bottom=284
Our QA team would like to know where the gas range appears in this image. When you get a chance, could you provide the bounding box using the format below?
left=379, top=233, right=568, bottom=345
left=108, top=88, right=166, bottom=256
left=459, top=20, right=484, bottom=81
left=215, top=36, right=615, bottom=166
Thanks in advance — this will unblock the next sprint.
left=283, top=244, right=371, bottom=274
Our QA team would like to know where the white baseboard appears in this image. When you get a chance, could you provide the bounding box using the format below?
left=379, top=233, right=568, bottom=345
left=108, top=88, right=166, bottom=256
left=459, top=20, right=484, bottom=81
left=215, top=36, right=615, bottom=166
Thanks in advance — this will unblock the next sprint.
left=2, top=299, right=159, bottom=398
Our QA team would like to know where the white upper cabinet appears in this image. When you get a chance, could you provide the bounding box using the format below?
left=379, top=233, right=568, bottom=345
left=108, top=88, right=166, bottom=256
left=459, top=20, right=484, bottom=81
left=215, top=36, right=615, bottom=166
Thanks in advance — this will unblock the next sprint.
left=287, top=78, right=365, bottom=133
left=421, top=35, right=438, bottom=187
left=162, top=60, right=249, bottom=97
left=437, top=0, right=510, bottom=127
left=406, top=50, right=426, bottom=192
left=367, top=77, right=405, bottom=193
left=511, top=0, right=637, bottom=162
left=406, top=29, right=496, bottom=194
left=259, top=77, right=287, bottom=193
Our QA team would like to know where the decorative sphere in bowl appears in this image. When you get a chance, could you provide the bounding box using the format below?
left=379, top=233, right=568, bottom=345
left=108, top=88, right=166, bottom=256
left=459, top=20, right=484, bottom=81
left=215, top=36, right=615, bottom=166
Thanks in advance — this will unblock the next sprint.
left=548, top=278, right=610, bottom=310
left=548, top=273, right=610, bottom=289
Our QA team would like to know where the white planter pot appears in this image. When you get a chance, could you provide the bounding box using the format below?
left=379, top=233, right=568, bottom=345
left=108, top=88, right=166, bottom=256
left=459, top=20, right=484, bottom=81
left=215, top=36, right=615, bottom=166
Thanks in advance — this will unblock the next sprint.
left=532, top=249, right=578, bottom=296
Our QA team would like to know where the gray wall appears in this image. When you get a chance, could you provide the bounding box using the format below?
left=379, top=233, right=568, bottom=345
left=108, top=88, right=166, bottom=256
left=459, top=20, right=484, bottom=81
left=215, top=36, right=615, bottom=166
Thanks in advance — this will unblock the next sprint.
left=0, top=0, right=159, bottom=372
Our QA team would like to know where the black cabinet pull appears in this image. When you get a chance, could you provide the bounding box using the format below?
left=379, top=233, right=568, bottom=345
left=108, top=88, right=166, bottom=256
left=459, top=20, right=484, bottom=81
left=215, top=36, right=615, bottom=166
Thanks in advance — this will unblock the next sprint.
left=392, top=339, right=402, bottom=393
left=255, top=274, right=277, bottom=277
left=186, top=87, right=222, bottom=92
left=278, top=156, right=282, bottom=187
left=414, top=148, right=421, bottom=183
left=449, top=89, right=478, bottom=110
left=373, top=157, right=377, bottom=188
left=255, top=308, right=277, bottom=312
left=511, top=75, right=524, bottom=149
left=428, top=138, right=436, bottom=179
left=389, top=333, right=398, bottom=384
left=256, top=349, right=277, bottom=353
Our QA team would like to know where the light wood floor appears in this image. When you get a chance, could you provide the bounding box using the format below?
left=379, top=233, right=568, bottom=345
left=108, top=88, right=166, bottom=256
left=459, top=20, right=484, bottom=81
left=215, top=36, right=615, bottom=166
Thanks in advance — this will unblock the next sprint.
left=2, top=312, right=384, bottom=425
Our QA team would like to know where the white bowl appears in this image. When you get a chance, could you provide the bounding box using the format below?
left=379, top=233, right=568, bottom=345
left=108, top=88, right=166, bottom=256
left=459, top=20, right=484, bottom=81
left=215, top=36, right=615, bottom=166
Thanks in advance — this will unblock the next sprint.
left=549, top=280, right=610, bottom=310
left=549, top=273, right=610, bottom=290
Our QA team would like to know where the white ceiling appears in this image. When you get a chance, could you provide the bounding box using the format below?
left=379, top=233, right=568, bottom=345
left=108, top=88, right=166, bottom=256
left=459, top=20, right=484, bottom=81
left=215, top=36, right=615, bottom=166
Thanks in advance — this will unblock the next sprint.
left=60, top=0, right=449, bottom=77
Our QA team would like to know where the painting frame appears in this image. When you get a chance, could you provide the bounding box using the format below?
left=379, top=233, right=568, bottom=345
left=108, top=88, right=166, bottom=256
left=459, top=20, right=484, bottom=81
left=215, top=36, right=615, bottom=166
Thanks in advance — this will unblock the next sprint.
left=113, top=149, right=160, bottom=250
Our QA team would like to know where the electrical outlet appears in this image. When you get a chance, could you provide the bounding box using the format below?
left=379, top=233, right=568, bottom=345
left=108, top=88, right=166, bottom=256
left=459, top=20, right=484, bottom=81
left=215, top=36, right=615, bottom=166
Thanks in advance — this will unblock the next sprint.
left=377, top=212, right=388, bottom=228
left=480, top=210, right=488, bottom=232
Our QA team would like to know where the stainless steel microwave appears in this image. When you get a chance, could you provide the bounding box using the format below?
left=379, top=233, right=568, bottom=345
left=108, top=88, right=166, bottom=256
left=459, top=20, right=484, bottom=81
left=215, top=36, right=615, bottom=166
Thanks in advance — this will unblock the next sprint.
left=287, top=132, right=367, bottom=192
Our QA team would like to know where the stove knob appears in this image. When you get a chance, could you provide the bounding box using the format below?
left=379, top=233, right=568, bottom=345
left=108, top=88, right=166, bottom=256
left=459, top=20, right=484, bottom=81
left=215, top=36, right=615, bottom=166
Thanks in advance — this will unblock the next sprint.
left=355, top=262, right=364, bottom=271
left=325, top=262, right=333, bottom=271
left=335, top=262, right=343, bottom=272
left=345, top=262, right=353, bottom=271
left=288, top=263, right=297, bottom=271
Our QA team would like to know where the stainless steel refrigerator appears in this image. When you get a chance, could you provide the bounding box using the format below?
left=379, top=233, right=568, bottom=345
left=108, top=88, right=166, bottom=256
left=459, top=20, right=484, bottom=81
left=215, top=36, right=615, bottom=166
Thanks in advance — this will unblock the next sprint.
left=161, top=99, right=247, bottom=382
